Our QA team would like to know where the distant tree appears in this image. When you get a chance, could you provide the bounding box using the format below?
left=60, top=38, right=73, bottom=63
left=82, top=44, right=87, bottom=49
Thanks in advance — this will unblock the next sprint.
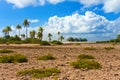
left=60, top=36, right=64, bottom=42
left=48, top=33, right=52, bottom=42
left=2, top=28, right=8, bottom=37
left=16, top=24, right=21, bottom=37
left=57, top=31, right=60, bottom=41
left=29, top=30, right=36, bottom=38
left=37, top=32, right=42, bottom=41
left=6, top=26, right=12, bottom=36
left=67, top=37, right=74, bottom=42
left=21, top=34, right=25, bottom=40
left=38, top=27, right=44, bottom=41
left=23, top=19, right=29, bottom=38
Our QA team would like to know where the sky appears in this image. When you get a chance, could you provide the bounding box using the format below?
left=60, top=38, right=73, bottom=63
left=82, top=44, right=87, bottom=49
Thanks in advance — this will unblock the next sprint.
left=0, top=0, right=120, bottom=41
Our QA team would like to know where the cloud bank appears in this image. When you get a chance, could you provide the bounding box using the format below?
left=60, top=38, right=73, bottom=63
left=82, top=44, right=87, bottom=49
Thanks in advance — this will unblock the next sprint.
left=5, top=0, right=120, bottom=13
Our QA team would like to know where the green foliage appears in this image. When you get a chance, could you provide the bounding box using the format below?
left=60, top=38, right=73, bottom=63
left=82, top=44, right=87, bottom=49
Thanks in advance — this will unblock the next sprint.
left=40, top=41, right=50, bottom=46
left=17, top=68, right=60, bottom=78
left=67, top=37, right=87, bottom=42
left=78, top=54, right=95, bottom=60
left=0, top=54, right=28, bottom=63
left=51, top=40, right=63, bottom=45
left=104, top=46, right=115, bottom=50
left=84, top=47, right=97, bottom=50
left=0, top=49, right=14, bottom=53
left=37, top=54, right=56, bottom=60
left=71, top=59, right=101, bottom=69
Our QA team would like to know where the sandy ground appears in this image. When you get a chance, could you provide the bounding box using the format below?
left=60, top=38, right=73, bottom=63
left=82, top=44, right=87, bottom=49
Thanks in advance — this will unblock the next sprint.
left=0, top=43, right=120, bottom=80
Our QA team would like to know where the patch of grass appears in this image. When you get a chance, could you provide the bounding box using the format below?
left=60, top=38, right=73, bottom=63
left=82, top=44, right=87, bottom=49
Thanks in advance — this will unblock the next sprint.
left=0, top=49, right=14, bottom=53
left=0, top=54, right=28, bottom=63
left=17, top=68, right=60, bottom=78
left=37, top=54, right=56, bottom=60
left=78, top=54, right=95, bottom=60
left=71, top=59, right=101, bottom=69
left=51, top=40, right=63, bottom=45
left=104, top=46, right=115, bottom=50
left=84, top=47, right=96, bottom=50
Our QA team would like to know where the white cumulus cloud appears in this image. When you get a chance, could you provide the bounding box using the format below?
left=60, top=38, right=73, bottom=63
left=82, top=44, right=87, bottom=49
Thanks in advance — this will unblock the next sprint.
left=28, top=19, right=40, bottom=23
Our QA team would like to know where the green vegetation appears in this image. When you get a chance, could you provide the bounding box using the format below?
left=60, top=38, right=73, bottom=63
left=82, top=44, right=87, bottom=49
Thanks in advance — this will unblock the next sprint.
left=40, top=41, right=50, bottom=46
left=51, top=40, right=63, bottom=45
left=104, top=46, right=115, bottom=50
left=17, top=68, right=60, bottom=78
left=37, top=54, right=56, bottom=60
left=67, top=37, right=87, bottom=42
left=78, top=54, right=95, bottom=60
left=71, top=59, right=101, bottom=69
left=0, top=54, right=28, bottom=63
left=84, top=47, right=97, bottom=50
left=0, top=49, right=14, bottom=53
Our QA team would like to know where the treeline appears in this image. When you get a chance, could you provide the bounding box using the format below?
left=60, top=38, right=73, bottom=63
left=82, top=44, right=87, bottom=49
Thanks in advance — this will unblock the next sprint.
left=96, top=34, right=120, bottom=43
left=0, top=19, right=64, bottom=45
left=67, top=37, right=87, bottom=42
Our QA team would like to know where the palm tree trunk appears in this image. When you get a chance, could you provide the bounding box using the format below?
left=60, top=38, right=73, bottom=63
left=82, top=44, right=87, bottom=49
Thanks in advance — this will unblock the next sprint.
left=19, top=30, right=20, bottom=37
left=26, top=27, right=27, bottom=38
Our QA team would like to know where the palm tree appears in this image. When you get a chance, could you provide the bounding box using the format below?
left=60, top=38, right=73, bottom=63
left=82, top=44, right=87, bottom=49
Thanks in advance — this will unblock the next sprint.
left=37, top=32, right=42, bottom=41
left=16, top=24, right=21, bottom=37
left=48, top=33, right=52, bottom=42
left=23, top=19, right=29, bottom=39
left=57, top=31, right=60, bottom=41
left=6, top=26, right=12, bottom=36
left=21, top=34, right=25, bottom=40
left=2, top=28, right=8, bottom=37
left=38, top=27, right=44, bottom=41
left=60, top=36, right=64, bottom=42
left=30, top=30, right=36, bottom=38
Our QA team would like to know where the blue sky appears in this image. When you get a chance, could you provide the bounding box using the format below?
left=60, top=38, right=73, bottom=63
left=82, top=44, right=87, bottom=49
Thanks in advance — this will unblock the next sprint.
left=0, top=0, right=120, bottom=41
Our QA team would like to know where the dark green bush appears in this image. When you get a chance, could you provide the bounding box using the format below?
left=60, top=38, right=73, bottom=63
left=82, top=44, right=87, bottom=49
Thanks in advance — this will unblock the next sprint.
left=40, top=41, right=50, bottom=46
left=17, top=68, right=60, bottom=78
left=78, top=54, right=95, bottom=60
left=37, top=54, right=56, bottom=60
left=0, top=49, right=14, bottom=53
left=71, top=59, right=101, bottom=69
left=51, top=40, right=63, bottom=45
left=0, top=54, right=28, bottom=63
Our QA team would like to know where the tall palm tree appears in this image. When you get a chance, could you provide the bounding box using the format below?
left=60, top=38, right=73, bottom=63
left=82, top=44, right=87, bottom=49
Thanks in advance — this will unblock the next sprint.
left=57, top=31, right=60, bottom=41
left=23, top=19, right=29, bottom=39
left=60, top=36, right=64, bottom=42
left=16, top=24, right=21, bottom=37
left=37, top=32, right=42, bottom=41
left=48, top=33, right=52, bottom=42
left=38, top=27, right=44, bottom=41
left=6, top=26, right=12, bottom=36
left=30, top=30, right=36, bottom=38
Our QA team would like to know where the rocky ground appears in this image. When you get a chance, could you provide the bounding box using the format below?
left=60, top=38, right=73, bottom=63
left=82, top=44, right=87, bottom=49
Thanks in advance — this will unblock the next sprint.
left=0, top=43, right=120, bottom=80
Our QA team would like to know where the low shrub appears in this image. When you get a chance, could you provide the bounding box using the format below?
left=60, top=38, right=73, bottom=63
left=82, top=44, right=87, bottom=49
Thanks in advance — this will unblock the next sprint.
left=104, top=46, right=115, bottom=50
left=51, top=40, right=63, bottom=45
left=0, top=54, right=28, bottom=63
left=71, top=59, right=101, bottom=69
left=0, top=49, right=14, bottom=53
left=40, top=41, right=50, bottom=46
left=84, top=47, right=96, bottom=50
left=78, top=54, right=95, bottom=60
left=37, top=54, right=56, bottom=60
left=17, top=68, right=60, bottom=78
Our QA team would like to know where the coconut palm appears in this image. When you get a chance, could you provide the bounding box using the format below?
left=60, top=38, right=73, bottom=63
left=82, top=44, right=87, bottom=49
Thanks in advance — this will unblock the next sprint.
left=57, top=31, right=60, bottom=41
left=37, top=32, right=42, bottom=41
left=16, top=24, right=21, bottom=37
left=38, top=27, right=44, bottom=41
left=23, top=19, right=29, bottom=38
left=30, top=30, right=36, bottom=38
left=6, top=26, right=12, bottom=36
left=48, top=33, right=52, bottom=42
left=2, top=28, right=8, bottom=37
left=60, top=36, right=64, bottom=42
